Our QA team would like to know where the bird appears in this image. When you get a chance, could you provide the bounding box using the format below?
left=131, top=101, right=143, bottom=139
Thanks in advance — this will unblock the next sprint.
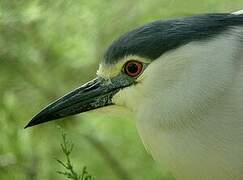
left=25, top=11, right=243, bottom=180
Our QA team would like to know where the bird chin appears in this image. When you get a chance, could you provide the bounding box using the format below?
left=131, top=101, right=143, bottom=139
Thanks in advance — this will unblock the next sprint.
left=91, top=104, right=134, bottom=119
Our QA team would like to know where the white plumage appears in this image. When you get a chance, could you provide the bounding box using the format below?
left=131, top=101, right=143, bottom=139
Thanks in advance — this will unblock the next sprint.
left=112, top=27, right=243, bottom=179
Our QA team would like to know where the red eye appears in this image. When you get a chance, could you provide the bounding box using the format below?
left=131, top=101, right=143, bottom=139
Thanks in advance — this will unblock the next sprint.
left=124, top=60, right=143, bottom=77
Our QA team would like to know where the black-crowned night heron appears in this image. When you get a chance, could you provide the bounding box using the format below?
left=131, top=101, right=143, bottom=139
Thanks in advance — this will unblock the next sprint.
left=26, top=11, right=243, bottom=180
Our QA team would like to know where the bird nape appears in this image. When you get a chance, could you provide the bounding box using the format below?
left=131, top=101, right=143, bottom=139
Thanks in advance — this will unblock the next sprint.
left=26, top=11, right=243, bottom=180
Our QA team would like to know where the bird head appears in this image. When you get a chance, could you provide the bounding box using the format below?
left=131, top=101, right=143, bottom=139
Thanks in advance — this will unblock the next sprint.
left=25, top=13, right=243, bottom=128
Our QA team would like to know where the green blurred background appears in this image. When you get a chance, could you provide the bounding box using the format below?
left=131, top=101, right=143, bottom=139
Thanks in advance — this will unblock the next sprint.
left=1, top=0, right=243, bottom=179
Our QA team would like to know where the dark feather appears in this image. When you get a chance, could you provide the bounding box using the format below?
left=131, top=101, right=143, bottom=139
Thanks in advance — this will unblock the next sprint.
left=103, top=13, right=243, bottom=64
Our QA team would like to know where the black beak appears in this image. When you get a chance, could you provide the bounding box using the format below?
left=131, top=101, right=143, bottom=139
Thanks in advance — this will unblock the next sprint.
left=25, top=77, right=123, bottom=128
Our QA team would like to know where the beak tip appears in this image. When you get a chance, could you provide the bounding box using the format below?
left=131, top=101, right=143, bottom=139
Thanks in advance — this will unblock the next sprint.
left=25, top=110, right=64, bottom=129
left=24, top=112, right=50, bottom=129
left=24, top=124, right=30, bottom=129
left=24, top=118, right=38, bottom=129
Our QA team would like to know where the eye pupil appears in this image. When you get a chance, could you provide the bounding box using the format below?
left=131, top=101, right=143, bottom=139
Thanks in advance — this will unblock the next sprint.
left=127, top=63, right=138, bottom=73
left=124, top=60, right=143, bottom=77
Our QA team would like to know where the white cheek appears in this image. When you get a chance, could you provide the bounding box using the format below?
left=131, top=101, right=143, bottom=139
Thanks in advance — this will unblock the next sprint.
left=112, top=89, right=127, bottom=106
left=112, top=85, right=143, bottom=112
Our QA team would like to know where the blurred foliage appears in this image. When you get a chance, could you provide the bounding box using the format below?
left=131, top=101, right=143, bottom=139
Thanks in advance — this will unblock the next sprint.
left=0, top=0, right=243, bottom=179
left=56, top=128, right=94, bottom=180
